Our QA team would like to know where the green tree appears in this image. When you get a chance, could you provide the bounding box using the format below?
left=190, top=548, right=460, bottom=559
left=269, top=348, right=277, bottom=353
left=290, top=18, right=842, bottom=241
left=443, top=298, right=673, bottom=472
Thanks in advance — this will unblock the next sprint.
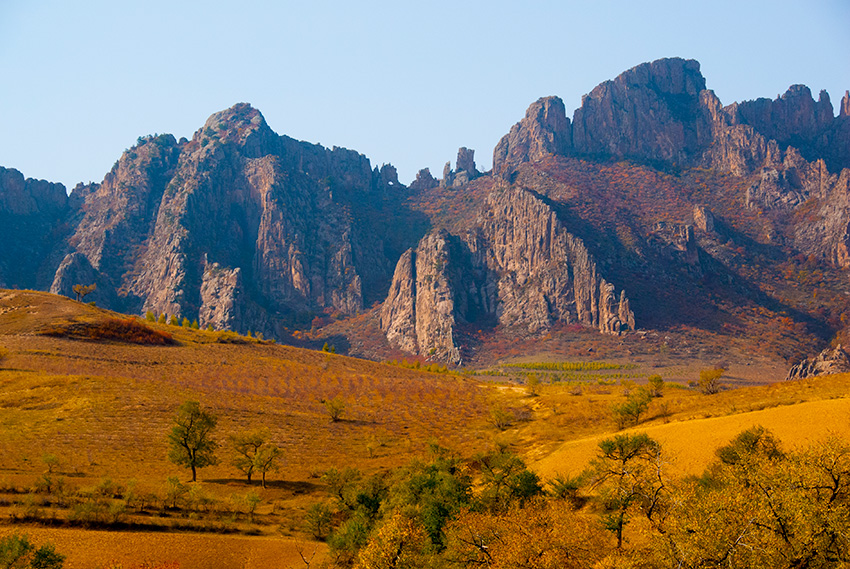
left=0, top=533, right=65, bottom=569
left=229, top=429, right=282, bottom=488
left=611, top=388, right=652, bottom=429
left=167, top=401, right=218, bottom=482
left=588, top=433, right=666, bottom=550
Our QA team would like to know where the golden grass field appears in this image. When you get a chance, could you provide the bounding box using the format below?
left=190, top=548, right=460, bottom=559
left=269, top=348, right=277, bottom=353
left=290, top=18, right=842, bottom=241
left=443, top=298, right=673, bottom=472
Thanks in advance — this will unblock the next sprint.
left=1, top=290, right=849, bottom=567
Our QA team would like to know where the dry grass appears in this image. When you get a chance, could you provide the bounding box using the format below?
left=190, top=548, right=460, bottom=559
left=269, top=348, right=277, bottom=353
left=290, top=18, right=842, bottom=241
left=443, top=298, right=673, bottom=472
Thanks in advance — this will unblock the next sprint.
left=527, top=373, right=850, bottom=479
left=0, top=526, right=327, bottom=569
left=0, top=290, right=491, bottom=564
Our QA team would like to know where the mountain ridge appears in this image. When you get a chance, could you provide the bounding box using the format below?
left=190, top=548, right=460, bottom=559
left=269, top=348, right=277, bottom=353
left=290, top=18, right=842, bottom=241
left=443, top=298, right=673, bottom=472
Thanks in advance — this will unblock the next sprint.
left=1, top=57, right=849, bottom=368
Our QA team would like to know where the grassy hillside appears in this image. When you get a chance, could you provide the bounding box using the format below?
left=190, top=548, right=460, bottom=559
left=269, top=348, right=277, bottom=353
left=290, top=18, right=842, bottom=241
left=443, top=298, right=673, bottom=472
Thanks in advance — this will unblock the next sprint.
left=1, top=290, right=848, bottom=567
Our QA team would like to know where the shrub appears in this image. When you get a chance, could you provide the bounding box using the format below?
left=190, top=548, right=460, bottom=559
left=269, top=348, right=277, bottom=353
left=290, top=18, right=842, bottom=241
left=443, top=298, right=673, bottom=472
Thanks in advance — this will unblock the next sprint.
left=647, top=374, right=664, bottom=397
left=323, top=396, right=346, bottom=422
left=41, top=318, right=174, bottom=345
left=698, top=367, right=725, bottom=395
left=611, top=388, right=652, bottom=429
left=304, top=502, right=333, bottom=540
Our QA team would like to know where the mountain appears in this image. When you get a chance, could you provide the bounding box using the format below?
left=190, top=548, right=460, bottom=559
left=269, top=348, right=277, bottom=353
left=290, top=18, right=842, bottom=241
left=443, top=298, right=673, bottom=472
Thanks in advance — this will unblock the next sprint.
left=1, top=57, right=848, bottom=368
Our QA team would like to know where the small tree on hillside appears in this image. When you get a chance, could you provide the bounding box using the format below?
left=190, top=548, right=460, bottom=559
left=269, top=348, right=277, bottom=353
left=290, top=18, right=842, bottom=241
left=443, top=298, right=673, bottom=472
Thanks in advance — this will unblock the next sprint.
left=698, top=367, right=725, bottom=395
left=322, top=396, right=346, bottom=423
left=589, top=433, right=666, bottom=550
left=230, top=429, right=283, bottom=487
left=167, top=401, right=218, bottom=482
left=611, top=388, right=652, bottom=429
left=71, top=283, right=96, bottom=302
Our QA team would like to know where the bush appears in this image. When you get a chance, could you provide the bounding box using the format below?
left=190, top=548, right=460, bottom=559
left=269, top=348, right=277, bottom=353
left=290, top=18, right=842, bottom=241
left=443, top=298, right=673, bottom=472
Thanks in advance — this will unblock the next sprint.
left=647, top=374, right=664, bottom=397
left=611, top=388, right=652, bottom=429
left=304, top=502, right=333, bottom=540
left=323, top=396, right=346, bottom=422
left=0, top=533, right=65, bottom=569
left=41, top=318, right=174, bottom=345
left=698, top=367, right=725, bottom=395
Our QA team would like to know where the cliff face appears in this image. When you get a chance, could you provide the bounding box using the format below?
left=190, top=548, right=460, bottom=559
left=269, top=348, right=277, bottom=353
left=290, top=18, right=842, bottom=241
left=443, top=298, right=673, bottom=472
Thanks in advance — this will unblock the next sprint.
left=572, top=58, right=713, bottom=163
left=51, top=103, right=403, bottom=335
left=469, top=186, right=633, bottom=335
left=380, top=230, right=467, bottom=363
left=1, top=56, right=848, bottom=365
left=380, top=186, right=635, bottom=361
left=0, top=167, right=69, bottom=289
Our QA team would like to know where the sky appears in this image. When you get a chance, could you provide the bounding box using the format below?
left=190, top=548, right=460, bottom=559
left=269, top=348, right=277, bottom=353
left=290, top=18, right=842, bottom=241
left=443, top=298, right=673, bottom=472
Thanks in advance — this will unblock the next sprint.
left=1, top=0, right=848, bottom=190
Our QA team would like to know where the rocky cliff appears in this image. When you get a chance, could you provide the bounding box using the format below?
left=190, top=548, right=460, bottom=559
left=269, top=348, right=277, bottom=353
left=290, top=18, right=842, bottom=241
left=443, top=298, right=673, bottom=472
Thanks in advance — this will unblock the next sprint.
left=493, top=96, right=571, bottom=178
left=48, top=103, right=408, bottom=336
left=0, top=167, right=69, bottom=289
left=380, top=185, right=635, bottom=361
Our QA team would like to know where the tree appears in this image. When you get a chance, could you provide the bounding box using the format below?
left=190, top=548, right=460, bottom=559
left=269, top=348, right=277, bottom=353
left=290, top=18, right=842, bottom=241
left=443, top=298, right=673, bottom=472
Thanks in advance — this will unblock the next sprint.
left=229, top=429, right=282, bottom=487
left=167, top=401, right=218, bottom=482
left=0, top=533, right=65, bottom=569
left=697, top=367, right=724, bottom=395
left=611, top=388, right=652, bottom=429
left=71, top=283, right=96, bottom=302
left=354, top=511, right=433, bottom=569
left=647, top=375, right=664, bottom=397
left=588, top=433, right=666, bottom=550
left=658, top=429, right=850, bottom=568
left=323, top=396, right=346, bottom=422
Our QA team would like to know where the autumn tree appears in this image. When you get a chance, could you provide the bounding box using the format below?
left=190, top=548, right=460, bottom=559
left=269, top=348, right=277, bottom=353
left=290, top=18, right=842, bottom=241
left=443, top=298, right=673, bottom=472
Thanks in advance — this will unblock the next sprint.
left=354, top=511, right=433, bottom=569
left=444, top=499, right=610, bottom=569
left=71, top=283, right=96, bottom=302
left=697, top=367, right=724, bottom=395
left=658, top=427, right=850, bottom=567
left=323, top=396, right=346, bottom=422
left=167, top=401, right=218, bottom=482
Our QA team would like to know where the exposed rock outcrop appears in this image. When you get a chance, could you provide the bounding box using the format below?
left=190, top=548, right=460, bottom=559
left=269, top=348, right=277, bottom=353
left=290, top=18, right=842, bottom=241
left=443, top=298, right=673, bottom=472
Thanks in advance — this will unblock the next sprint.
left=381, top=185, right=636, bottom=361
left=493, top=96, right=570, bottom=177
left=786, top=344, right=850, bottom=380
left=0, top=167, right=70, bottom=289
left=52, top=103, right=401, bottom=335
left=470, top=186, right=633, bottom=334
left=693, top=205, right=715, bottom=234
left=380, top=230, right=464, bottom=363
left=440, top=148, right=481, bottom=188
left=409, top=168, right=438, bottom=191
left=198, top=259, right=244, bottom=331
left=572, top=58, right=713, bottom=163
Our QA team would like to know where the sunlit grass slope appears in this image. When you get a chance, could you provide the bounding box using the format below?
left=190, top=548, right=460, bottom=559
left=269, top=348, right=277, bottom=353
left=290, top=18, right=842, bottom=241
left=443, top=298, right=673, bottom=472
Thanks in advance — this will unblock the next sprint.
left=530, top=374, right=850, bottom=479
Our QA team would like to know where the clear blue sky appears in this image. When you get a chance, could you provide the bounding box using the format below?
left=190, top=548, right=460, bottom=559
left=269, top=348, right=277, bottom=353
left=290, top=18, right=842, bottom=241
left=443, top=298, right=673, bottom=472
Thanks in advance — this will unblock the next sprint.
left=1, top=0, right=848, bottom=190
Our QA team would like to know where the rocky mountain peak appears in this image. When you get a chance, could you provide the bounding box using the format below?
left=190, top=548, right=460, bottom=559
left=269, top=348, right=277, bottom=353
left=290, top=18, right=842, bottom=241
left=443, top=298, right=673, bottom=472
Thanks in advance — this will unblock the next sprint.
left=198, top=102, right=277, bottom=157
left=492, top=96, right=570, bottom=178
left=841, top=91, right=850, bottom=118
left=572, top=57, right=711, bottom=162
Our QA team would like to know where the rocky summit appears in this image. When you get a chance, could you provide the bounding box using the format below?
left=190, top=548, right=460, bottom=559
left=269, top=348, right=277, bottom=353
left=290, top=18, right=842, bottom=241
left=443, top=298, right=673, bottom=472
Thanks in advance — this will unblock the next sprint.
left=1, top=58, right=849, bottom=367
